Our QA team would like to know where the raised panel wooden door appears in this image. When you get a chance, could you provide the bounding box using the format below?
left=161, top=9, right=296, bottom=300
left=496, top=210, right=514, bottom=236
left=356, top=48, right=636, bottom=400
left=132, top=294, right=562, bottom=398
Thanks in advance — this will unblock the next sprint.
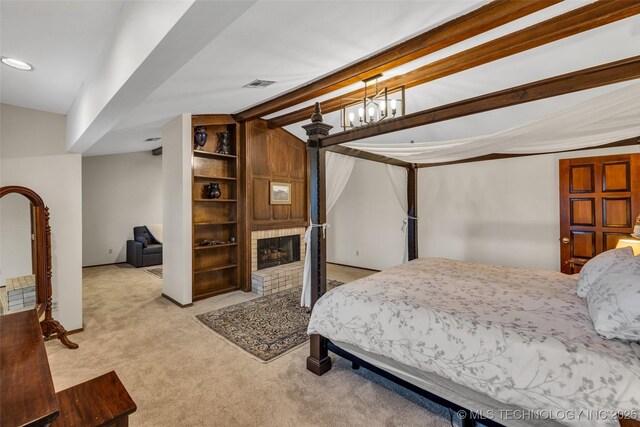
left=560, top=153, right=639, bottom=274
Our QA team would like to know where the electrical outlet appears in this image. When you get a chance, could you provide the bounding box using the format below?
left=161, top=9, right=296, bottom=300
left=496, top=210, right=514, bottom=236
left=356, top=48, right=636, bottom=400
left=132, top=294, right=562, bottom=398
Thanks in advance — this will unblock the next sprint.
left=356, top=250, right=359, bottom=256
left=52, top=301, right=58, bottom=311
left=108, top=249, right=113, bottom=254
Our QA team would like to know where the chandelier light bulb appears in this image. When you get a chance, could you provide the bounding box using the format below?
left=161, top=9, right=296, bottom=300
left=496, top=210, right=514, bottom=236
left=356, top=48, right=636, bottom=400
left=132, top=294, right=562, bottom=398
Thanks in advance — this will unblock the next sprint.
left=368, top=106, right=375, bottom=122
left=390, top=99, right=397, bottom=115
left=358, top=108, right=364, bottom=123
left=380, top=101, right=386, bottom=115
left=348, top=112, right=355, bottom=127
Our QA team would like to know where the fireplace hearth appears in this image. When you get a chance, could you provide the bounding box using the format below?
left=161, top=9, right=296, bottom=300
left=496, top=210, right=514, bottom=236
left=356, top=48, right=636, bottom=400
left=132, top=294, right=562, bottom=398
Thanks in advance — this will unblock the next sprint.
left=257, top=235, right=300, bottom=270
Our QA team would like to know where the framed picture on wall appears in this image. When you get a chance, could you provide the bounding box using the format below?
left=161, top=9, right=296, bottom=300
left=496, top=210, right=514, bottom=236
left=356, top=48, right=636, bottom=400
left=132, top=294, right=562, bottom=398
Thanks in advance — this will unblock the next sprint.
left=270, top=182, right=291, bottom=205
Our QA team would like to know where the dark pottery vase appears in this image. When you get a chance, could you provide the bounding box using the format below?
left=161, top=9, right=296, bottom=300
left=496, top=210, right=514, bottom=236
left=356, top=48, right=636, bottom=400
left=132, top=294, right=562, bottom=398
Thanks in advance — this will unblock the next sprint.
left=206, top=183, right=221, bottom=199
left=215, top=131, right=231, bottom=155
left=194, top=126, right=208, bottom=149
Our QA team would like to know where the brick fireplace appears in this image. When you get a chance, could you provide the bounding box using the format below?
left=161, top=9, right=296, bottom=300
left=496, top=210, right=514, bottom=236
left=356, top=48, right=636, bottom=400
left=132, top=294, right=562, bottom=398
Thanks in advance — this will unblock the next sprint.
left=251, top=227, right=306, bottom=295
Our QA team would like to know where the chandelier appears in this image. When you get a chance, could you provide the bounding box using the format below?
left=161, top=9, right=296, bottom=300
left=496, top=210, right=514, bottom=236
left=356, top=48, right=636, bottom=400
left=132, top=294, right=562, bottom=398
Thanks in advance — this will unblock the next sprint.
left=340, top=74, right=405, bottom=131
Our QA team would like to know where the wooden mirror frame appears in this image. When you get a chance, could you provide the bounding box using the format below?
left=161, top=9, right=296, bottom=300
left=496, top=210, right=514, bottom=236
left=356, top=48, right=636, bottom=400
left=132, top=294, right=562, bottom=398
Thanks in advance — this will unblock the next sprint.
left=0, top=186, right=78, bottom=349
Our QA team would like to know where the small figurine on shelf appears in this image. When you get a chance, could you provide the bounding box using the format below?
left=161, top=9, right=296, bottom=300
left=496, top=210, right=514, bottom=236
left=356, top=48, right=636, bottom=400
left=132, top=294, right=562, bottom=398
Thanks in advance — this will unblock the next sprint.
left=205, top=183, right=221, bottom=199
left=194, top=126, right=208, bottom=150
left=215, top=131, right=231, bottom=155
left=201, top=239, right=223, bottom=246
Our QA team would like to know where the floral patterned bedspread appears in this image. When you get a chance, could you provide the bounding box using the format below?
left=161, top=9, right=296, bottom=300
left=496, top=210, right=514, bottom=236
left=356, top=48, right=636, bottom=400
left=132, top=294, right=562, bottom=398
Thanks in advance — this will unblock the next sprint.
left=307, top=258, right=640, bottom=426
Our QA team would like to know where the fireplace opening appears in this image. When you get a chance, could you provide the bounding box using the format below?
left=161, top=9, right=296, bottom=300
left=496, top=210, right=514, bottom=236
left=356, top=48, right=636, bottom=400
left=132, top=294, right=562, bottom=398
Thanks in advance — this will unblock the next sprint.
left=257, top=235, right=300, bottom=270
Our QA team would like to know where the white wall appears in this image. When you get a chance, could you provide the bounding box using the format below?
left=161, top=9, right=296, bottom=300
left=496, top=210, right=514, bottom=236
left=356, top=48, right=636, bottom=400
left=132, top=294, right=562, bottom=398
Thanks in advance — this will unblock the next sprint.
left=329, top=145, right=640, bottom=273
left=327, top=159, right=406, bottom=270
left=1, top=104, right=83, bottom=330
left=82, top=152, right=162, bottom=266
left=419, top=146, right=640, bottom=271
left=161, top=114, right=192, bottom=305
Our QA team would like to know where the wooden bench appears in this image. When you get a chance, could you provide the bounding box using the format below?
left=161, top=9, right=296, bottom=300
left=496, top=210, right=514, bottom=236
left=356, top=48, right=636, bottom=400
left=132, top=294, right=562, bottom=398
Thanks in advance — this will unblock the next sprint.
left=52, top=371, right=136, bottom=427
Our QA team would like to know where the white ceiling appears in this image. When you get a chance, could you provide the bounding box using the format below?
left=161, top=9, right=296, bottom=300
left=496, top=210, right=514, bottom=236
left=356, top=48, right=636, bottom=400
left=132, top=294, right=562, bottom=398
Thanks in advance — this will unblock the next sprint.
left=88, top=0, right=485, bottom=155
left=1, top=0, right=639, bottom=157
left=0, top=0, right=125, bottom=114
left=290, top=13, right=640, bottom=145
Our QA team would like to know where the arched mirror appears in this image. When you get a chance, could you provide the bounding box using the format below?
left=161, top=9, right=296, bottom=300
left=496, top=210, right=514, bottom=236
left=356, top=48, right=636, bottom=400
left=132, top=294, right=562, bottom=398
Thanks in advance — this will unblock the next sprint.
left=0, top=186, right=77, bottom=349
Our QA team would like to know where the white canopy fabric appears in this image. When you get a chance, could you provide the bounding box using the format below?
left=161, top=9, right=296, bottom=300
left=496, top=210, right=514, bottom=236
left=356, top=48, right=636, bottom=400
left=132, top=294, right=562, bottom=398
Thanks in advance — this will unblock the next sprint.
left=299, top=82, right=640, bottom=308
left=325, top=152, right=357, bottom=213
left=346, top=82, right=640, bottom=164
left=385, top=165, right=409, bottom=263
left=301, top=152, right=355, bottom=308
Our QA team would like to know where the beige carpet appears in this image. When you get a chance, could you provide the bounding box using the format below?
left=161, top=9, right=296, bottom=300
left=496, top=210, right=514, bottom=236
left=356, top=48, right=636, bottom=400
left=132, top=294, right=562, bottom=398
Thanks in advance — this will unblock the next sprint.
left=45, top=264, right=450, bottom=427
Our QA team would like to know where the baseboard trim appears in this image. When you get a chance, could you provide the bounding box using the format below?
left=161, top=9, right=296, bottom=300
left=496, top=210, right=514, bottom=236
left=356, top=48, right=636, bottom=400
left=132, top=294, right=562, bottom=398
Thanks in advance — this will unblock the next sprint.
left=162, top=293, right=193, bottom=308
left=327, top=262, right=380, bottom=272
left=83, top=262, right=127, bottom=268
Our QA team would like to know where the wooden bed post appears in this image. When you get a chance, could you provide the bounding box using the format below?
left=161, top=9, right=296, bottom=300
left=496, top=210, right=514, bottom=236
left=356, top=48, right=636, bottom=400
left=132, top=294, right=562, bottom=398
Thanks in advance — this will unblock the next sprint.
left=407, top=165, right=419, bottom=261
left=303, top=103, right=333, bottom=376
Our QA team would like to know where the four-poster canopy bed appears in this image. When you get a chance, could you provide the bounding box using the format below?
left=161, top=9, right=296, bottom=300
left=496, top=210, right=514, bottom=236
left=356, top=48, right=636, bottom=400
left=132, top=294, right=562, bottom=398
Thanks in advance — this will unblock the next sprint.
left=297, top=62, right=640, bottom=427
left=300, top=98, right=640, bottom=426
left=228, top=2, right=640, bottom=425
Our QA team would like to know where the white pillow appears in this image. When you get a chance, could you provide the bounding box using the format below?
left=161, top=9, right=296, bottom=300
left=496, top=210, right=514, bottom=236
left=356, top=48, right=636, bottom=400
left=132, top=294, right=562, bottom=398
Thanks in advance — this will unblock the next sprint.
left=587, top=256, right=640, bottom=341
left=576, top=247, right=634, bottom=298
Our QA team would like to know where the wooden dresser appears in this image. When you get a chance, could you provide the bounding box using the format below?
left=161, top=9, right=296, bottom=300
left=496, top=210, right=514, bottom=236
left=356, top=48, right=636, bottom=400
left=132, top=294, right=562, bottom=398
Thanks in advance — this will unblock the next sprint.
left=0, top=309, right=136, bottom=426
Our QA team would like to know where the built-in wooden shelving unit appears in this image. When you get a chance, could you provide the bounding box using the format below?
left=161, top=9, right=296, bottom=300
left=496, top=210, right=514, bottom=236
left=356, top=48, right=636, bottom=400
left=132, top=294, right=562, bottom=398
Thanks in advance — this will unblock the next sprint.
left=191, top=115, right=242, bottom=301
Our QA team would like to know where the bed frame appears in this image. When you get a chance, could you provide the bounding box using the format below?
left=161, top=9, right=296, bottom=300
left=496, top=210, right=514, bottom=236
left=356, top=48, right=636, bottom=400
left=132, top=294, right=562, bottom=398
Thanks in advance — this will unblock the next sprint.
left=327, top=340, right=502, bottom=427
left=301, top=104, right=640, bottom=427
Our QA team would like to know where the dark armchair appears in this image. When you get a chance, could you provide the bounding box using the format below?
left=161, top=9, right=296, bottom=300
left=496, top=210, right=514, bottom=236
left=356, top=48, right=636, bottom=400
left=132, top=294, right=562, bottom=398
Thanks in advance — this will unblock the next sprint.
left=126, top=226, right=162, bottom=267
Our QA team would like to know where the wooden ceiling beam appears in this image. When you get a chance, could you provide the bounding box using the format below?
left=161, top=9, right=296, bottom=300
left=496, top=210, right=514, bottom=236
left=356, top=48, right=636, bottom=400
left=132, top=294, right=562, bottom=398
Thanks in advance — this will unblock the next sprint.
left=268, top=0, right=640, bottom=129
left=320, top=55, right=640, bottom=147
left=233, top=0, right=560, bottom=122
left=415, top=137, right=640, bottom=168
left=327, top=145, right=412, bottom=168
left=259, top=117, right=410, bottom=166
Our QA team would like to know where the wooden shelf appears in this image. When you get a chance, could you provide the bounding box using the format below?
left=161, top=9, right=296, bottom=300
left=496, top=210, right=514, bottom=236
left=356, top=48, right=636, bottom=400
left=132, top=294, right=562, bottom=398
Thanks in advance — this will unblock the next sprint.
left=194, top=199, right=237, bottom=203
left=193, top=150, right=237, bottom=160
left=194, top=264, right=238, bottom=273
left=194, top=243, right=238, bottom=250
left=193, top=175, right=237, bottom=181
left=193, top=221, right=237, bottom=226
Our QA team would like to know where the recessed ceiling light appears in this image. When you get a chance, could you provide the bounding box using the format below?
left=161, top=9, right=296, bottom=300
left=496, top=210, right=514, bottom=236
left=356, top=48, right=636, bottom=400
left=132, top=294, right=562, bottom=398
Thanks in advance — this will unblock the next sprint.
left=1, top=57, right=33, bottom=71
left=243, top=79, right=276, bottom=89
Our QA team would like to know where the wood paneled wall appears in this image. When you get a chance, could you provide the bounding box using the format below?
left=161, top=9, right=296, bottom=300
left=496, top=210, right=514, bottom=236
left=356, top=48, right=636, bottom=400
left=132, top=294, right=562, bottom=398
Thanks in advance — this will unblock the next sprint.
left=243, top=120, right=308, bottom=231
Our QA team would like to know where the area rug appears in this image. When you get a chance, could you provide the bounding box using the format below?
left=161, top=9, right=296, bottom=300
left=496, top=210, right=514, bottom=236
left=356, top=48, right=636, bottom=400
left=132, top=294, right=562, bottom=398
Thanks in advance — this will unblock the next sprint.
left=196, top=280, right=343, bottom=362
left=145, top=268, right=163, bottom=279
